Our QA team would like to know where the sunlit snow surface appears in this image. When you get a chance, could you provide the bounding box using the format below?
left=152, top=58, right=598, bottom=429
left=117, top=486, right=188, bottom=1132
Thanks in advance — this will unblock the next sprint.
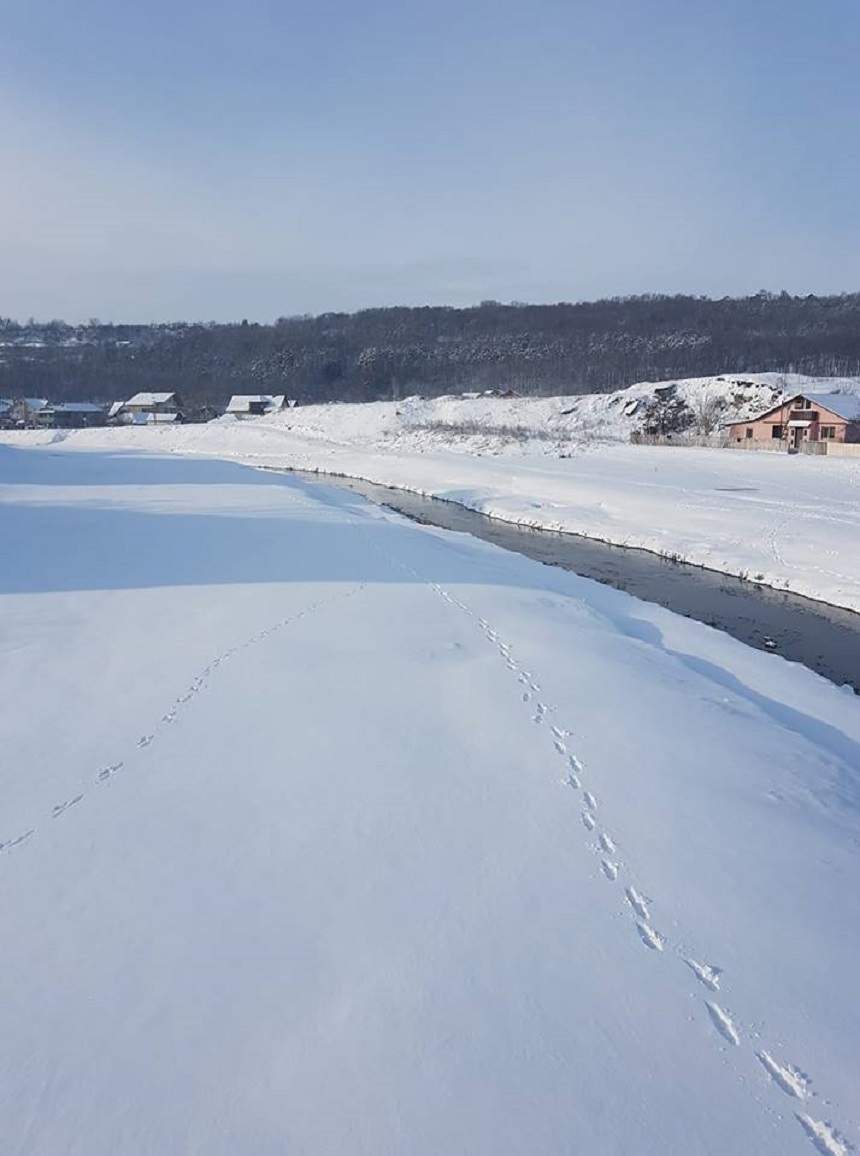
left=0, top=445, right=858, bottom=1155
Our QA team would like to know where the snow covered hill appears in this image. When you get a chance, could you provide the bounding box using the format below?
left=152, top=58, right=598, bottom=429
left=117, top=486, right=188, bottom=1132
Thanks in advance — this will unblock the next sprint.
left=1, top=443, right=858, bottom=1155
left=252, top=372, right=860, bottom=456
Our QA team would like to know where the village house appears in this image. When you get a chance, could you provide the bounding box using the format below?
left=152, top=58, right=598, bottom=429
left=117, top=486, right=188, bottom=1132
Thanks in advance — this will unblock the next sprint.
left=114, top=391, right=184, bottom=424
left=0, top=398, right=49, bottom=428
left=35, top=402, right=108, bottom=429
left=225, top=394, right=292, bottom=419
left=724, top=392, right=860, bottom=450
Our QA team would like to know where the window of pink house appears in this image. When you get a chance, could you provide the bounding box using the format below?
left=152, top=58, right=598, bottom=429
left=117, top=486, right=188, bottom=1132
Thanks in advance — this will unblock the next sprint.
left=820, top=426, right=837, bottom=439
left=771, top=425, right=783, bottom=438
left=745, top=428, right=753, bottom=438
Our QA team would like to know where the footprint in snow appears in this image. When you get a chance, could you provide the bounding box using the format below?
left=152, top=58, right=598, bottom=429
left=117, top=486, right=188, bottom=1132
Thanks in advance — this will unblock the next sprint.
left=598, top=832, right=617, bottom=854
left=756, top=1051, right=811, bottom=1100
left=583, top=791, right=597, bottom=811
left=635, top=922, right=665, bottom=952
left=624, top=886, right=650, bottom=922
left=705, top=1001, right=740, bottom=1046
left=600, top=859, right=619, bottom=881
left=567, top=771, right=581, bottom=790
left=794, top=1114, right=851, bottom=1156
left=581, top=811, right=596, bottom=831
left=96, top=762, right=124, bottom=783
left=0, top=829, right=35, bottom=852
left=53, top=794, right=84, bottom=818
left=685, top=958, right=722, bottom=992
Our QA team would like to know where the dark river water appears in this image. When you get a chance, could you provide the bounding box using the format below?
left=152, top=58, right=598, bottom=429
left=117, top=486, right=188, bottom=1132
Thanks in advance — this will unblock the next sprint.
left=271, top=467, right=860, bottom=694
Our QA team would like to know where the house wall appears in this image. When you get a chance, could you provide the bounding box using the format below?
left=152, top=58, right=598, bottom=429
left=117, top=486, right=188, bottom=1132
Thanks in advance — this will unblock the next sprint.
left=124, top=403, right=177, bottom=415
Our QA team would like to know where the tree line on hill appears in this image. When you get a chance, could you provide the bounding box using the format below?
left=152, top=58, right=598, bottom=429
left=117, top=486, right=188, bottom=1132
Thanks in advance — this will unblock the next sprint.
left=2, top=292, right=860, bottom=407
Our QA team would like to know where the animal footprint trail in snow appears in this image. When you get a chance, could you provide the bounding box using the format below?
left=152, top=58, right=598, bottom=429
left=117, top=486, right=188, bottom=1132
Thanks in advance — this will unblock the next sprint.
left=405, top=571, right=859, bottom=1156
left=705, top=1001, right=740, bottom=1046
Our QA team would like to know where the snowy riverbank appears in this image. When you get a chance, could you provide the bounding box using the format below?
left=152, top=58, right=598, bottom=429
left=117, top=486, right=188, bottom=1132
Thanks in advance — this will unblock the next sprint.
left=5, top=390, right=860, bottom=612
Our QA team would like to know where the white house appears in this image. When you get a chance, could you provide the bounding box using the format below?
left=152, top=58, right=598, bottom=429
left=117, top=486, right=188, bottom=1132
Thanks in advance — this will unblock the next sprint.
left=113, top=392, right=183, bottom=423
left=224, top=394, right=291, bottom=419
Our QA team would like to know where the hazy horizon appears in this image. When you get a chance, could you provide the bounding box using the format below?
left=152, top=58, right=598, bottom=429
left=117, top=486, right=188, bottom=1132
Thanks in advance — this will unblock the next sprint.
left=4, top=0, right=859, bottom=322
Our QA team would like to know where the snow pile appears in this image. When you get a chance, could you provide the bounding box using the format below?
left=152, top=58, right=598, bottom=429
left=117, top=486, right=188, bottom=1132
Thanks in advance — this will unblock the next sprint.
left=264, top=373, right=860, bottom=455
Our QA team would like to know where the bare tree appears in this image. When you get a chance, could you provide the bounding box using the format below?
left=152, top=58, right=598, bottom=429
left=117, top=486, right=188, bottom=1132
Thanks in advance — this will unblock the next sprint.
left=691, top=389, right=723, bottom=435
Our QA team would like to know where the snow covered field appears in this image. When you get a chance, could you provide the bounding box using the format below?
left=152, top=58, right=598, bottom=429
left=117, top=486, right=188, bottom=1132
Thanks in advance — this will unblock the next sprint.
left=5, top=377, right=860, bottom=611
left=1, top=443, right=858, bottom=1154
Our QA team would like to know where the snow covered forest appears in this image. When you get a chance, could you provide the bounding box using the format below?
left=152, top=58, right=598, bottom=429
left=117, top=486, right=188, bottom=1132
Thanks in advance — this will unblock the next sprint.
left=5, top=291, right=860, bottom=405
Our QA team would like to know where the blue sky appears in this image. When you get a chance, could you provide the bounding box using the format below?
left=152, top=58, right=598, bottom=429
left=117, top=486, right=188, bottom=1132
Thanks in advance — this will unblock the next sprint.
left=2, top=0, right=859, bottom=320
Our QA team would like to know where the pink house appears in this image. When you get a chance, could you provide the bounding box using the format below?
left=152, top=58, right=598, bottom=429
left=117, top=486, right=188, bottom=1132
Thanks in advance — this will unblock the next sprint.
left=725, top=392, right=860, bottom=450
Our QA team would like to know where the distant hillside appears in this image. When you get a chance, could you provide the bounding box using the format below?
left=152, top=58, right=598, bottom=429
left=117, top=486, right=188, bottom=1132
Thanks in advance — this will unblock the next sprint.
left=2, top=292, right=860, bottom=406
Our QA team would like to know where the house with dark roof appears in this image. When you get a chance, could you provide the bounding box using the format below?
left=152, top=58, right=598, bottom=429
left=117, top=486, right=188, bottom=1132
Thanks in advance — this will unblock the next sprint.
left=35, top=402, right=108, bottom=428
left=724, top=392, right=860, bottom=450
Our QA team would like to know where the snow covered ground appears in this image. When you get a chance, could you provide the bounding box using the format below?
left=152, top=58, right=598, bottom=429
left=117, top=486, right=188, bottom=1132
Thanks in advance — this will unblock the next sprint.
left=1, top=443, right=858, bottom=1155
left=5, top=375, right=860, bottom=611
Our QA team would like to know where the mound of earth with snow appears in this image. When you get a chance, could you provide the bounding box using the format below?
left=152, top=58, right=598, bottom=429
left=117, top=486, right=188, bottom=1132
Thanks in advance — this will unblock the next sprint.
left=255, top=372, right=860, bottom=456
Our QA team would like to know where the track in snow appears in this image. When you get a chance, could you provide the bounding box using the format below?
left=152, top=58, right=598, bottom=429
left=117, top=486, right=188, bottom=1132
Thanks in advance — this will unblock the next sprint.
left=369, top=533, right=855, bottom=1156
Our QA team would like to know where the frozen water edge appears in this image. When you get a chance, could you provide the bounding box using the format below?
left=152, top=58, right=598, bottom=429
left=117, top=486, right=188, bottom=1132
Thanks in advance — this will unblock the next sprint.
left=274, top=467, right=860, bottom=693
